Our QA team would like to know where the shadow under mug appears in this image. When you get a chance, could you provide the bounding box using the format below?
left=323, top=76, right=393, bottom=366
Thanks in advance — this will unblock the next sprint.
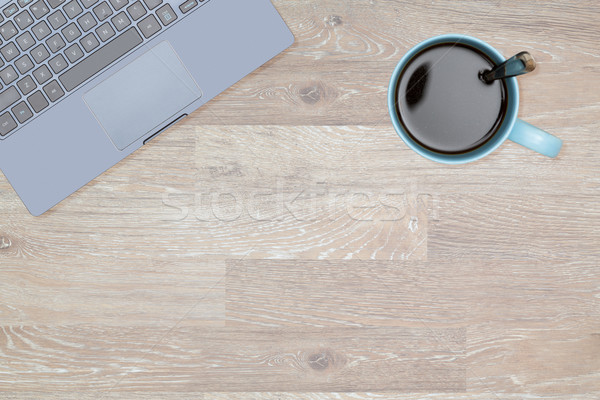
left=388, top=34, right=563, bottom=164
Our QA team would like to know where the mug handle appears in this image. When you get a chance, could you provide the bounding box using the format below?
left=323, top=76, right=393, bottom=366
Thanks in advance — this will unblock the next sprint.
left=508, top=119, right=563, bottom=158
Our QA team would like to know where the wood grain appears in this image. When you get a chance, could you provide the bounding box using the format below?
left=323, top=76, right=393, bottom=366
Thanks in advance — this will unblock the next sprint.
left=225, top=259, right=598, bottom=328
left=0, top=256, right=225, bottom=326
left=6, top=394, right=597, bottom=400
left=226, top=259, right=600, bottom=394
left=1, top=0, right=599, bottom=398
left=0, top=325, right=465, bottom=392
left=191, top=0, right=600, bottom=126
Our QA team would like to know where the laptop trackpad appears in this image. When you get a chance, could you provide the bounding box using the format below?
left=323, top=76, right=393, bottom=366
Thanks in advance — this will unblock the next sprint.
left=84, top=41, right=202, bottom=150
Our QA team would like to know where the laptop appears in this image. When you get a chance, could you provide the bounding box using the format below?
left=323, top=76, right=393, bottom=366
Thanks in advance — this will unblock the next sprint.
left=0, top=0, right=293, bottom=215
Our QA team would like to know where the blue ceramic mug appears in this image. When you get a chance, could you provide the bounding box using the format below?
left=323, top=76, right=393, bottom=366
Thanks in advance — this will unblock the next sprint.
left=388, top=34, right=563, bottom=164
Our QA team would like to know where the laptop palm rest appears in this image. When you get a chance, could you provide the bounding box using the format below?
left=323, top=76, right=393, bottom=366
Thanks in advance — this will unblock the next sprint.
left=83, top=41, right=202, bottom=150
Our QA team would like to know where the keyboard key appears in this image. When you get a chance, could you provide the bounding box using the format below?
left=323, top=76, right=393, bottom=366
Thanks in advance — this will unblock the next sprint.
left=27, top=90, right=49, bottom=112
left=142, top=0, right=161, bottom=10
left=17, top=75, right=36, bottom=95
left=30, top=44, right=50, bottom=63
left=0, top=66, right=17, bottom=85
left=111, top=12, right=130, bottom=31
left=179, top=0, right=196, bottom=13
left=126, top=1, right=145, bottom=20
left=137, top=14, right=160, bottom=38
left=81, top=0, right=98, bottom=8
left=3, top=4, right=18, bottom=18
left=16, top=32, right=36, bottom=51
left=12, top=101, right=33, bottom=123
left=0, top=86, right=20, bottom=112
left=49, top=53, right=68, bottom=73
left=109, top=0, right=127, bottom=11
left=93, top=1, right=112, bottom=20
left=60, top=27, right=142, bottom=91
left=33, top=65, right=52, bottom=84
left=14, top=55, right=34, bottom=74
left=1, top=42, right=20, bottom=61
left=32, top=21, right=52, bottom=40
left=156, top=4, right=176, bottom=26
left=63, top=0, right=83, bottom=18
left=48, top=0, right=66, bottom=8
left=14, top=11, right=34, bottom=29
left=0, top=112, right=17, bottom=136
left=62, top=22, right=82, bottom=42
left=0, top=21, right=17, bottom=41
left=31, top=1, right=51, bottom=18
left=80, top=32, right=99, bottom=52
left=46, top=33, right=66, bottom=52
left=95, top=22, right=114, bottom=41
left=65, top=43, right=84, bottom=62
left=77, top=12, right=97, bottom=31
left=49, top=10, right=68, bottom=29
left=43, top=80, right=64, bottom=101
left=18, top=0, right=35, bottom=7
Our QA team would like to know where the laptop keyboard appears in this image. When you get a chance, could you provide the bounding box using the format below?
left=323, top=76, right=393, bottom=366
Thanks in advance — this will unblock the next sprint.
left=0, top=0, right=209, bottom=138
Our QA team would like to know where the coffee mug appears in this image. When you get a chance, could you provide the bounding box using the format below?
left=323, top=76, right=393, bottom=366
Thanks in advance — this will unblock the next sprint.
left=388, top=34, right=563, bottom=164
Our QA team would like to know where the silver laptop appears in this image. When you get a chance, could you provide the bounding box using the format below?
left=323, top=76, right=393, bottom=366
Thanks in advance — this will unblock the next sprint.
left=0, top=0, right=293, bottom=215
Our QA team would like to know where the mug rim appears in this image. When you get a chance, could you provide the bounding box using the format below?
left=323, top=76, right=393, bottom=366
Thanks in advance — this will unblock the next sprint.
left=388, top=34, right=519, bottom=164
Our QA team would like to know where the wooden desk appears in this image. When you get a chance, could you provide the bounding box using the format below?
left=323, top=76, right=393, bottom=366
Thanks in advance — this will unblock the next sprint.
left=1, top=0, right=599, bottom=398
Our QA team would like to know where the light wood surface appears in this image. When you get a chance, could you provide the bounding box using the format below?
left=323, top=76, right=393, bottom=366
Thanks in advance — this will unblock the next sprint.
left=1, top=0, right=599, bottom=398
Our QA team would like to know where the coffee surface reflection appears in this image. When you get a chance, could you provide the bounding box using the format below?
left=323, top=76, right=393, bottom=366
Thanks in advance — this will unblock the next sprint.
left=396, top=43, right=507, bottom=154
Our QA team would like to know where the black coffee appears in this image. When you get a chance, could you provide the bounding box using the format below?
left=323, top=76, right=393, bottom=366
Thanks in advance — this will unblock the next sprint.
left=395, top=43, right=508, bottom=154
